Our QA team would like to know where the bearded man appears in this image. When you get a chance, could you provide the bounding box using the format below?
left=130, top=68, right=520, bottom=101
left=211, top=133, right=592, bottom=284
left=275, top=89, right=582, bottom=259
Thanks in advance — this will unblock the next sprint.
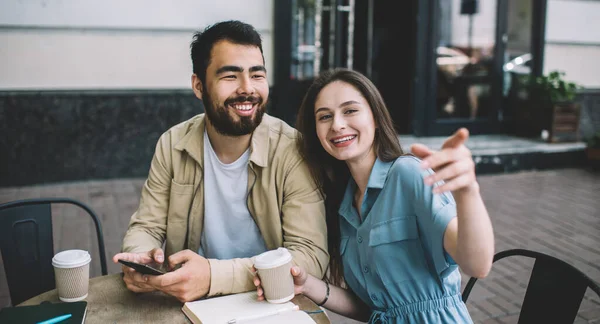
left=112, top=20, right=328, bottom=302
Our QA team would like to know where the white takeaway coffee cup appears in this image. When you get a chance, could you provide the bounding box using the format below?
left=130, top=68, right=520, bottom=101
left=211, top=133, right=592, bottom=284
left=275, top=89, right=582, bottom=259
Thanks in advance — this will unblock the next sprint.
left=52, top=249, right=91, bottom=302
left=254, top=247, right=294, bottom=304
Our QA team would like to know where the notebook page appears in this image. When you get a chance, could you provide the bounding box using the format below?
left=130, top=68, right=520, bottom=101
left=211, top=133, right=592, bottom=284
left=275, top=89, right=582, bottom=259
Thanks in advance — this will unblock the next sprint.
left=244, top=309, right=316, bottom=324
left=184, top=291, right=305, bottom=324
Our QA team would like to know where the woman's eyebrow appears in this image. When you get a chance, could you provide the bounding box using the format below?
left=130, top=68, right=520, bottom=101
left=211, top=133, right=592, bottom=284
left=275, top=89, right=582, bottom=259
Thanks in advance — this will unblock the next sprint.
left=315, top=107, right=330, bottom=114
left=339, top=100, right=360, bottom=107
left=315, top=100, right=361, bottom=114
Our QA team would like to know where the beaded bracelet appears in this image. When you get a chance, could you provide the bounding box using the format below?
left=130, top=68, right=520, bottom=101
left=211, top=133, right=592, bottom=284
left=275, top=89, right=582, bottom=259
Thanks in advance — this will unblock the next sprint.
left=316, top=280, right=330, bottom=307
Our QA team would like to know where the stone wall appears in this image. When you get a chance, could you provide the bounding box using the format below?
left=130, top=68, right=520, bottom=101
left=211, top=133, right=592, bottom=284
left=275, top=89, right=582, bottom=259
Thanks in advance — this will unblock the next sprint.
left=0, top=91, right=201, bottom=187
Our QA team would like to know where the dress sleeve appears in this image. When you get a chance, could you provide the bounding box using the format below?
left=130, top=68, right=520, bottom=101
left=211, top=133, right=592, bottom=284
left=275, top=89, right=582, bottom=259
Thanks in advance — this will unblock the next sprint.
left=391, top=156, right=457, bottom=278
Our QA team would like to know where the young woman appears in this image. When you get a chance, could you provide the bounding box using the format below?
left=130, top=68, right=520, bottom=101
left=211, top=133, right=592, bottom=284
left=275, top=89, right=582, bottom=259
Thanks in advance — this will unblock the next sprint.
left=254, top=68, right=494, bottom=323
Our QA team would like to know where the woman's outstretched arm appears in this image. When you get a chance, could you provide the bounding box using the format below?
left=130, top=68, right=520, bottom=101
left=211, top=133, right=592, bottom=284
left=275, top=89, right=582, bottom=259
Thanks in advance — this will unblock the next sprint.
left=412, top=128, right=495, bottom=278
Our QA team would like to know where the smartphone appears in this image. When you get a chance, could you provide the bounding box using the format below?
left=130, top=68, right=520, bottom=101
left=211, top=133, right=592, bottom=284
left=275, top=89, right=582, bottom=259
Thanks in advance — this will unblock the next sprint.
left=118, top=259, right=167, bottom=276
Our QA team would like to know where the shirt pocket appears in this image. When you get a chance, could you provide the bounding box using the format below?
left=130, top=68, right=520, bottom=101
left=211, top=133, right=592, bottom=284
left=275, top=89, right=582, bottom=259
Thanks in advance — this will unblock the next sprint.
left=369, top=216, right=429, bottom=284
left=167, top=179, right=195, bottom=224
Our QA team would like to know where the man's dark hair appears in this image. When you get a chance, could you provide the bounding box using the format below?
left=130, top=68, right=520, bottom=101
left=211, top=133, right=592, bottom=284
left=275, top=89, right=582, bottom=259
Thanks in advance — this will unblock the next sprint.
left=190, top=20, right=264, bottom=85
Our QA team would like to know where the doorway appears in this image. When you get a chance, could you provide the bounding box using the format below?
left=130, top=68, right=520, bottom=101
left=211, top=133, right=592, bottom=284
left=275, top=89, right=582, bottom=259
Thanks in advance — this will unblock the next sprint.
left=416, top=0, right=546, bottom=136
left=273, top=0, right=417, bottom=133
left=353, top=1, right=417, bottom=134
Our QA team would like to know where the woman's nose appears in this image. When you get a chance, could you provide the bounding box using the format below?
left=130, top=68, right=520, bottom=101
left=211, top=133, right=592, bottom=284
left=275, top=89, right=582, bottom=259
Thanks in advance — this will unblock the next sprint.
left=331, top=115, right=346, bottom=132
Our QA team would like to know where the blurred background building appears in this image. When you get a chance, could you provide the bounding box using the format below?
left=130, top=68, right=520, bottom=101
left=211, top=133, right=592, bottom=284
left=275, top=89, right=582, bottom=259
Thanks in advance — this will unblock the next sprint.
left=1, top=0, right=599, bottom=186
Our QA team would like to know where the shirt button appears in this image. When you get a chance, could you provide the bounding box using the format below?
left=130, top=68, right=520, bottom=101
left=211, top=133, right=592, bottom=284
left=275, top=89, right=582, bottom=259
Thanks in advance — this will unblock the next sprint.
left=371, top=294, right=378, bottom=301
left=357, top=236, right=363, bottom=243
left=363, top=266, right=369, bottom=273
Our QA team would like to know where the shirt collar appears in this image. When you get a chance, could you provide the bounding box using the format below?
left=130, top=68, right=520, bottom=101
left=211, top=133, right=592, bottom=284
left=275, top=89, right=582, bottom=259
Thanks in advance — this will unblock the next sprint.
left=174, top=113, right=272, bottom=168
left=174, top=115, right=205, bottom=167
left=338, top=157, right=394, bottom=226
left=366, top=158, right=394, bottom=189
left=248, top=114, right=270, bottom=168
left=338, top=180, right=359, bottom=228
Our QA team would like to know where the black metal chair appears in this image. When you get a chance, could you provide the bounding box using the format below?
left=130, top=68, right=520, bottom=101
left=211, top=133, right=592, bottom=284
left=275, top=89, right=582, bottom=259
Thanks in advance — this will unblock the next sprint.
left=462, top=248, right=600, bottom=324
left=0, top=198, right=107, bottom=305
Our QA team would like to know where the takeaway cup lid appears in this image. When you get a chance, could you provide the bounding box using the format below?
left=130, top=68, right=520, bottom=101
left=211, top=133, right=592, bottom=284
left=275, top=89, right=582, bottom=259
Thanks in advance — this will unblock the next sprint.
left=52, top=249, right=91, bottom=268
left=254, top=247, right=292, bottom=269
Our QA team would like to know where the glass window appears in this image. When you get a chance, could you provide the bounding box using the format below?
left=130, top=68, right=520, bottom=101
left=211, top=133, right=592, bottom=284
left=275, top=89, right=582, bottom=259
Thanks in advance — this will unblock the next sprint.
left=436, top=0, right=497, bottom=120
left=503, top=0, right=533, bottom=119
left=290, top=0, right=322, bottom=80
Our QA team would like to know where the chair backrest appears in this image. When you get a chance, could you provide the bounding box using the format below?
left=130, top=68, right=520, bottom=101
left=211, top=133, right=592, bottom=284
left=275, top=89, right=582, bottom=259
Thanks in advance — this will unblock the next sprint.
left=462, top=249, right=600, bottom=324
left=0, top=198, right=107, bottom=305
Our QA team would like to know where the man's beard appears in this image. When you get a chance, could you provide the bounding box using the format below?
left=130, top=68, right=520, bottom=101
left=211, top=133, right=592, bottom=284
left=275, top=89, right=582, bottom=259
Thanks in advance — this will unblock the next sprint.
left=203, top=91, right=266, bottom=136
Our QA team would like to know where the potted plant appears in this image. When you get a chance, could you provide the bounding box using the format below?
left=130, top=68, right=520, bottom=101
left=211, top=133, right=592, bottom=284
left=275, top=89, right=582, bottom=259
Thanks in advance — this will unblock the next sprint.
left=526, top=70, right=582, bottom=142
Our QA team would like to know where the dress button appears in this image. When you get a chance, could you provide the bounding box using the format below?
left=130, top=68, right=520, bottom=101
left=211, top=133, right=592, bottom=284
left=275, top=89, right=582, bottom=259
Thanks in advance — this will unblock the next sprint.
left=363, top=266, right=369, bottom=273
left=357, top=236, right=363, bottom=243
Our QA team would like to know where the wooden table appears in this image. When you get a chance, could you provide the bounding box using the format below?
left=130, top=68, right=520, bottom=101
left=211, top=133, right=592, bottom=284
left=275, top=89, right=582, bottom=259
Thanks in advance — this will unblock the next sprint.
left=20, top=273, right=330, bottom=324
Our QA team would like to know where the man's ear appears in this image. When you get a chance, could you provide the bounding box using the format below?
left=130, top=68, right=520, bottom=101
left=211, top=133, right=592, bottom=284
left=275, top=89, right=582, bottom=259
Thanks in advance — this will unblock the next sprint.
left=191, top=74, right=203, bottom=100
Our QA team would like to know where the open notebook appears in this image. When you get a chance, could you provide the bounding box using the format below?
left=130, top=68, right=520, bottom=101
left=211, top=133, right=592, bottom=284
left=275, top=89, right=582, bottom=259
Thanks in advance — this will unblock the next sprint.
left=182, top=291, right=316, bottom=324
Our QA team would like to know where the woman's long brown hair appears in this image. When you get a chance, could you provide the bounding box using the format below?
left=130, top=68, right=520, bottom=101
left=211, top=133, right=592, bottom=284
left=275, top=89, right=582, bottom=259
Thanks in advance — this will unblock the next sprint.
left=295, top=68, right=405, bottom=285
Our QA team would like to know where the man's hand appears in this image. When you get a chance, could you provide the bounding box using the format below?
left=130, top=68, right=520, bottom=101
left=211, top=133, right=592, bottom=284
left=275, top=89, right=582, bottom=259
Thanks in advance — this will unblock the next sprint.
left=145, top=249, right=211, bottom=302
left=112, top=248, right=164, bottom=293
left=411, top=128, right=478, bottom=196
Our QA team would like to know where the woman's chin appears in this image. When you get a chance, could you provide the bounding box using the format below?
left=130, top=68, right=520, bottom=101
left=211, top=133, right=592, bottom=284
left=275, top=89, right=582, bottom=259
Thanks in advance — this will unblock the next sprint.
left=331, top=152, right=353, bottom=162
left=325, top=147, right=359, bottom=162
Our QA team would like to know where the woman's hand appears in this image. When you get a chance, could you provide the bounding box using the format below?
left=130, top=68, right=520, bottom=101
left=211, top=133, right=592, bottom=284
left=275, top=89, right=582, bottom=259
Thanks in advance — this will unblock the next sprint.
left=411, top=127, right=478, bottom=197
left=252, top=265, right=308, bottom=301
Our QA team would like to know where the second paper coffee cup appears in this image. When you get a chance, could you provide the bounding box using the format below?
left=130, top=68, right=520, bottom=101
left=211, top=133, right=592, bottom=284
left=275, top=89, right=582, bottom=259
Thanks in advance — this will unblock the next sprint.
left=254, top=247, right=294, bottom=303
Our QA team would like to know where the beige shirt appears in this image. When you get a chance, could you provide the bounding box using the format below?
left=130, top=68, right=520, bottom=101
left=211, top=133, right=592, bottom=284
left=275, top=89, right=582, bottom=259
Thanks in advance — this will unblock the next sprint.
left=122, top=113, right=329, bottom=297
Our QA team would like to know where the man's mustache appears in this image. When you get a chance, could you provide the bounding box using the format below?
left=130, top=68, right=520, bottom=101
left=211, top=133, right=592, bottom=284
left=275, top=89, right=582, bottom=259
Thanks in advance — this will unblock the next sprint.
left=224, top=96, right=262, bottom=106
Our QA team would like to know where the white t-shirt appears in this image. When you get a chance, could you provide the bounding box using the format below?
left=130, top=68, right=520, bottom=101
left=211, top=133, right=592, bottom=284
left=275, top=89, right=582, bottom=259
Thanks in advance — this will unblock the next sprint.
left=199, top=131, right=267, bottom=259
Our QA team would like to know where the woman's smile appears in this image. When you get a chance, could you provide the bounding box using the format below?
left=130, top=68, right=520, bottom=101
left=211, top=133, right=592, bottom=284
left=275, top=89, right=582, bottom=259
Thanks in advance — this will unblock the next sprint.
left=330, top=134, right=357, bottom=147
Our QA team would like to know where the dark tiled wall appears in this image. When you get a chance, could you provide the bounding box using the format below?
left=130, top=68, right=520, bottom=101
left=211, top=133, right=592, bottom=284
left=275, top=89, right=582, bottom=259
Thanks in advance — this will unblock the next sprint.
left=0, top=91, right=203, bottom=187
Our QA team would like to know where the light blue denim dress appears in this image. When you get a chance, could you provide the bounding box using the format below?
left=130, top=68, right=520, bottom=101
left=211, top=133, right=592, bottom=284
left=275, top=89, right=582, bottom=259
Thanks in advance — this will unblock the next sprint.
left=338, top=156, right=473, bottom=323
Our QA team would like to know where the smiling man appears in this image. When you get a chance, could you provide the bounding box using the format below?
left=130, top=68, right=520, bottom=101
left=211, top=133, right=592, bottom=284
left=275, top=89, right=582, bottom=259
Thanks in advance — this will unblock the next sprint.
left=112, top=20, right=328, bottom=302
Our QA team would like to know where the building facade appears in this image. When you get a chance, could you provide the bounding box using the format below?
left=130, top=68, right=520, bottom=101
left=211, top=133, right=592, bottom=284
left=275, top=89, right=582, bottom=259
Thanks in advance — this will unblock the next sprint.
left=272, top=0, right=600, bottom=136
left=1, top=0, right=598, bottom=186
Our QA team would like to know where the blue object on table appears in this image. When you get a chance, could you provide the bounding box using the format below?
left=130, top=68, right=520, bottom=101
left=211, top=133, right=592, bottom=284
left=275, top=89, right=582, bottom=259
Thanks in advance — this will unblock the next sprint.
left=36, top=313, right=72, bottom=324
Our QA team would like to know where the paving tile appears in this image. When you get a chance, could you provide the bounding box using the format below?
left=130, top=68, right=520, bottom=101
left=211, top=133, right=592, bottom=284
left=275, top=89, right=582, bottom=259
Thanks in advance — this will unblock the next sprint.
left=488, top=296, right=520, bottom=315
left=476, top=280, right=518, bottom=302
left=462, top=279, right=496, bottom=301
left=481, top=317, right=503, bottom=324
left=468, top=303, right=491, bottom=322
left=473, top=299, right=507, bottom=318
left=574, top=317, right=591, bottom=324
left=497, top=313, right=520, bottom=323
left=580, top=307, right=600, bottom=322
